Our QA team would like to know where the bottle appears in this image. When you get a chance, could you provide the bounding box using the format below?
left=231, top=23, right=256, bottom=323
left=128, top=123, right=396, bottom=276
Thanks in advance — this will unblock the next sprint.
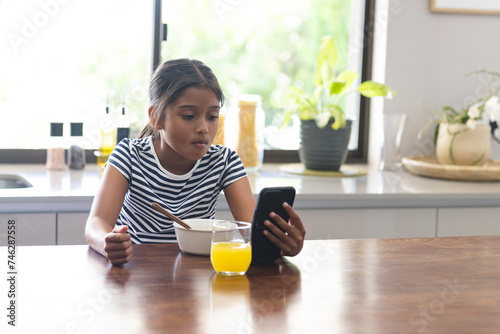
left=212, top=106, right=225, bottom=145
left=46, top=122, right=66, bottom=170
left=235, top=94, right=264, bottom=172
left=67, top=122, right=86, bottom=170
left=98, top=104, right=116, bottom=168
left=116, top=102, right=130, bottom=144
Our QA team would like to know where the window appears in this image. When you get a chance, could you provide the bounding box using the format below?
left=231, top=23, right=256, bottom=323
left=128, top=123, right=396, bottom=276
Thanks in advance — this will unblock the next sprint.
left=0, top=0, right=153, bottom=152
left=159, top=0, right=373, bottom=162
left=0, top=0, right=374, bottom=164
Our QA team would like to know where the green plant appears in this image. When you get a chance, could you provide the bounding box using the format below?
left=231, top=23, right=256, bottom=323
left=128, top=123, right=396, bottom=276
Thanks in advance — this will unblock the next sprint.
left=277, top=35, right=395, bottom=130
left=418, top=69, right=500, bottom=143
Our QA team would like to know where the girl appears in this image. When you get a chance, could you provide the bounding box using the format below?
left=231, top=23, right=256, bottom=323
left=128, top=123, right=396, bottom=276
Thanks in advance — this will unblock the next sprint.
left=85, top=58, right=306, bottom=266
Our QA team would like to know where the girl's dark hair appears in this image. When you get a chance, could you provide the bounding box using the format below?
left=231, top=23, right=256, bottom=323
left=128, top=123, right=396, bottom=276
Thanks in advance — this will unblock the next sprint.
left=138, top=58, right=224, bottom=139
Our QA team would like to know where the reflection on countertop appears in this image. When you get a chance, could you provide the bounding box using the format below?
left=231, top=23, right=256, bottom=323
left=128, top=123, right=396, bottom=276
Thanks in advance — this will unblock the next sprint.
left=0, top=165, right=102, bottom=198
left=0, top=163, right=499, bottom=212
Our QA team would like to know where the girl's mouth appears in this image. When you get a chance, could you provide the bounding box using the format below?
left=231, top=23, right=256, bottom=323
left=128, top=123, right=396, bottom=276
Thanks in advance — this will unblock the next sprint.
left=193, top=140, right=208, bottom=148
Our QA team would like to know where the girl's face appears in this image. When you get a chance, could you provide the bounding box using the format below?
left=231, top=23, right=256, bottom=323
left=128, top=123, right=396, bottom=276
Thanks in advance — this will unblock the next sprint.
left=151, top=86, right=221, bottom=174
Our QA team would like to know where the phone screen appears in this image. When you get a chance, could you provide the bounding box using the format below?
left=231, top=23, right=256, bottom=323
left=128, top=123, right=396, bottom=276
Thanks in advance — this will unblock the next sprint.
left=251, top=186, right=295, bottom=264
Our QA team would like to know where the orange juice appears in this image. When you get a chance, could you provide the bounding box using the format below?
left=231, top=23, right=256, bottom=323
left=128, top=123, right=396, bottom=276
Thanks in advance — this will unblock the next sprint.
left=211, top=242, right=252, bottom=275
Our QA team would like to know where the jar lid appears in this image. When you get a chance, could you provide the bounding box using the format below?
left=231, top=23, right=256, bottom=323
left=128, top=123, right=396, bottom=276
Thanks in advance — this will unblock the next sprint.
left=238, top=94, right=261, bottom=103
left=237, top=94, right=261, bottom=109
left=238, top=100, right=257, bottom=107
left=70, top=122, right=83, bottom=137
left=50, top=123, right=63, bottom=137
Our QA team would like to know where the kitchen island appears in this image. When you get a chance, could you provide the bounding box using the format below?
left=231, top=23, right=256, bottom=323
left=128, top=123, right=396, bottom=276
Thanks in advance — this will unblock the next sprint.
left=1, top=236, right=500, bottom=333
left=0, top=163, right=499, bottom=245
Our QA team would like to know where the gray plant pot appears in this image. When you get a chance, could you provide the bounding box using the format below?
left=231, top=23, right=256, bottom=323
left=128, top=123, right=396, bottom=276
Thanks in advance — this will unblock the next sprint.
left=299, top=119, right=352, bottom=171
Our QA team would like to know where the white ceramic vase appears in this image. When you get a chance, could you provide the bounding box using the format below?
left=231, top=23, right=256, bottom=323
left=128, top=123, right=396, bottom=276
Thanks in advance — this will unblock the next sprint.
left=435, top=122, right=490, bottom=166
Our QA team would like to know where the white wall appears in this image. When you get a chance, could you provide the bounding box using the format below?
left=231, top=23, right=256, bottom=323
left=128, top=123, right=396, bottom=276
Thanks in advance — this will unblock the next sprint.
left=369, top=0, right=500, bottom=167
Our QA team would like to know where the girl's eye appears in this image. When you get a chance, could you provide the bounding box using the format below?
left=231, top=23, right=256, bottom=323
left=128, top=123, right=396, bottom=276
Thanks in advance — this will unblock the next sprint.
left=208, top=115, right=219, bottom=121
left=182, top=114, right=195, bottom=120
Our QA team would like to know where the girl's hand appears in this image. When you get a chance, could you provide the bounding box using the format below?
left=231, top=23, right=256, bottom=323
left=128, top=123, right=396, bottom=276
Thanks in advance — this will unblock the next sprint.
left=263, top=202, right=306, bottom=257
left=103, top=225, right=132, bottom=266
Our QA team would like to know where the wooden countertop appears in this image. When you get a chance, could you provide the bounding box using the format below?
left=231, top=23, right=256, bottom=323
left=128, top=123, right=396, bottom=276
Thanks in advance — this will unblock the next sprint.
left=2, top=236, right=500, bottom=333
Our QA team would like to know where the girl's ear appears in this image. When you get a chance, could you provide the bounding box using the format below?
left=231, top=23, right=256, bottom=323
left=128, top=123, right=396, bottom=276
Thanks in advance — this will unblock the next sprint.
left=148, top=106, right=162, bottom=130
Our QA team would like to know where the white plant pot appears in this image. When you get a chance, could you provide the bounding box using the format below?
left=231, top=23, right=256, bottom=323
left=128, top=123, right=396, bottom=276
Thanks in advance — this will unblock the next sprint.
left=435, top=122, right=490, bottom=166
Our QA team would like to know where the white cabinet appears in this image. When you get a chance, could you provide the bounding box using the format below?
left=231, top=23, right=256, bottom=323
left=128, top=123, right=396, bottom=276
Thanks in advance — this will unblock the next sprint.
left=0, top=212, right=89, bottom=246
left=437, top=207, right=500, bottom=237
left=0, top=213, right=56, bottom=246
left=51, top=207, right=500, bottom=242
left=297, top=208, right=437, bottom=240
left=214, top=210, right=234, bottom=221
left=216, top=208, right=437, bottom=240
left=3, top=206, right=498, bottom=246
left=57, top=212, right=89, bottom=245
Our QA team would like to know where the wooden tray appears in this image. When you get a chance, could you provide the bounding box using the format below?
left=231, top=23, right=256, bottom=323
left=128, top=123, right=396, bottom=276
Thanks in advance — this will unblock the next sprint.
left=280, top=163, right=367, bottom=177
left=402, top=156, right=500, bottom=181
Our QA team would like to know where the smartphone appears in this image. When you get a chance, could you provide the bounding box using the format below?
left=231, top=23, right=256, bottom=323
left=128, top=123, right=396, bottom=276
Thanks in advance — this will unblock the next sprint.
left=251, top=186, right=296, bottom=264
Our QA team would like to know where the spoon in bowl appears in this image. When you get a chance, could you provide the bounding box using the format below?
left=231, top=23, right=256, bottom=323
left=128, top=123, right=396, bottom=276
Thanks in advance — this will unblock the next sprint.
left=151, top=202, right=191, bottom=230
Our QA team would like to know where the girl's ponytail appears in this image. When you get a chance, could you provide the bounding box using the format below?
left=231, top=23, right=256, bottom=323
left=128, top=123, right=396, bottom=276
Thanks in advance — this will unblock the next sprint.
left=137, top=123, right=158, bottom=139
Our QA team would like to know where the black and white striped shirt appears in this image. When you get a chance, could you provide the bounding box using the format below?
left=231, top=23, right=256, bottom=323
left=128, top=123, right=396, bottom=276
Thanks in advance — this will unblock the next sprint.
left=107, top=137, right=247, bottom=244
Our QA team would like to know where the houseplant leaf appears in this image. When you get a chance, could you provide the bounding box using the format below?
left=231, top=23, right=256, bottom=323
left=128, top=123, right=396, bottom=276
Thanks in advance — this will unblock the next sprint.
left=358, top=80, right=394, bottom=98
left=330, top=70, right=358, bottom=95
left=279, top=87, right=317, bottom=127
left=314, top=36, right=337, bottom=87
left=328, top=104, right=346, bottom=129
left=277, top=35, right=394, bottom=133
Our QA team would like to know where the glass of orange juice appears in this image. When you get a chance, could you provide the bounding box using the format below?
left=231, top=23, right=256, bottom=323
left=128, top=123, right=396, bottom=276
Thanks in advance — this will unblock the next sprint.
left=211, top=221, right=252, bottom=276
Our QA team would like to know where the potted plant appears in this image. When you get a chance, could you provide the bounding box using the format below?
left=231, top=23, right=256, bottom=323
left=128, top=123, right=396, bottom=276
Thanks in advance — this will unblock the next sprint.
left=419, top=69, right=500, bottom=166
left=277, top=35, right=394, bottom=171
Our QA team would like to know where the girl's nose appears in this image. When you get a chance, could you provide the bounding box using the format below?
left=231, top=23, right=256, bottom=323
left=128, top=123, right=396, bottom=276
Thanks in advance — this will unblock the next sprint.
left=196, top=119, right=209, bottom=134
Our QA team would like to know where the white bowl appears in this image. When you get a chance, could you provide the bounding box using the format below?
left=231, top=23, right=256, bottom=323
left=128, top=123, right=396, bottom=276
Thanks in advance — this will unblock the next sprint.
left=174, top=219, right=226, bottom=256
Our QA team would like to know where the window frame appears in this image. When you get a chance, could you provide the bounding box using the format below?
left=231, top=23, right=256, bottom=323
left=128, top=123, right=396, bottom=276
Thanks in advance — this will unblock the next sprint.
left=153, top=0, right=376, bottom=165
left=0, top=0, right=376, bottom=164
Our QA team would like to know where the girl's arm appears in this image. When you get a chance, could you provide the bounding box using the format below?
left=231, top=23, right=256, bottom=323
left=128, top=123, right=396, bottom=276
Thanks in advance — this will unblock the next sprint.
left=223, top=177, right=306, bottom=257
left=223, top=176, right=256, bottom=223
left=85, top=165, right=132, bottom=265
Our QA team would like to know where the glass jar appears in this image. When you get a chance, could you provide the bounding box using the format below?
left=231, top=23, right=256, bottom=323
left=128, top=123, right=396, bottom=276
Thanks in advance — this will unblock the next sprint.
left=234, top=94, right=264, bottom=172
left=212, top=106, right=225, bottom=146
left=46, top=122, right=65, bottom=171
left=67, top=122, right=86, bottom=170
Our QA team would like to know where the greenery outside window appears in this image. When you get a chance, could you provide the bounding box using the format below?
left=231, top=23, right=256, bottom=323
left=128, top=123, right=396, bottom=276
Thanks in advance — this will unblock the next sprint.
left=0, top=0, right=153, bottom=162
left=158, top=0, right=375, bottom=163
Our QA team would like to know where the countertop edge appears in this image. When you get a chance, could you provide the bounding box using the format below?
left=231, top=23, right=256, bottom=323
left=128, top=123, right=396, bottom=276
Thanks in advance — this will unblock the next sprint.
left=1, top=163, right=500, bottom=213
left=2, top=193, right=499, bottom=214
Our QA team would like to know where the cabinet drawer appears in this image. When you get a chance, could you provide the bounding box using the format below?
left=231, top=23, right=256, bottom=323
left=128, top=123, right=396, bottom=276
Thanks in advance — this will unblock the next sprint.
left=57, top=212, right=89, bottom=245
left=298, top=208, right=437, bottom=240
left=0, top=213, right=56, bottom=246
left=437, top=207, right=500, bottom=237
